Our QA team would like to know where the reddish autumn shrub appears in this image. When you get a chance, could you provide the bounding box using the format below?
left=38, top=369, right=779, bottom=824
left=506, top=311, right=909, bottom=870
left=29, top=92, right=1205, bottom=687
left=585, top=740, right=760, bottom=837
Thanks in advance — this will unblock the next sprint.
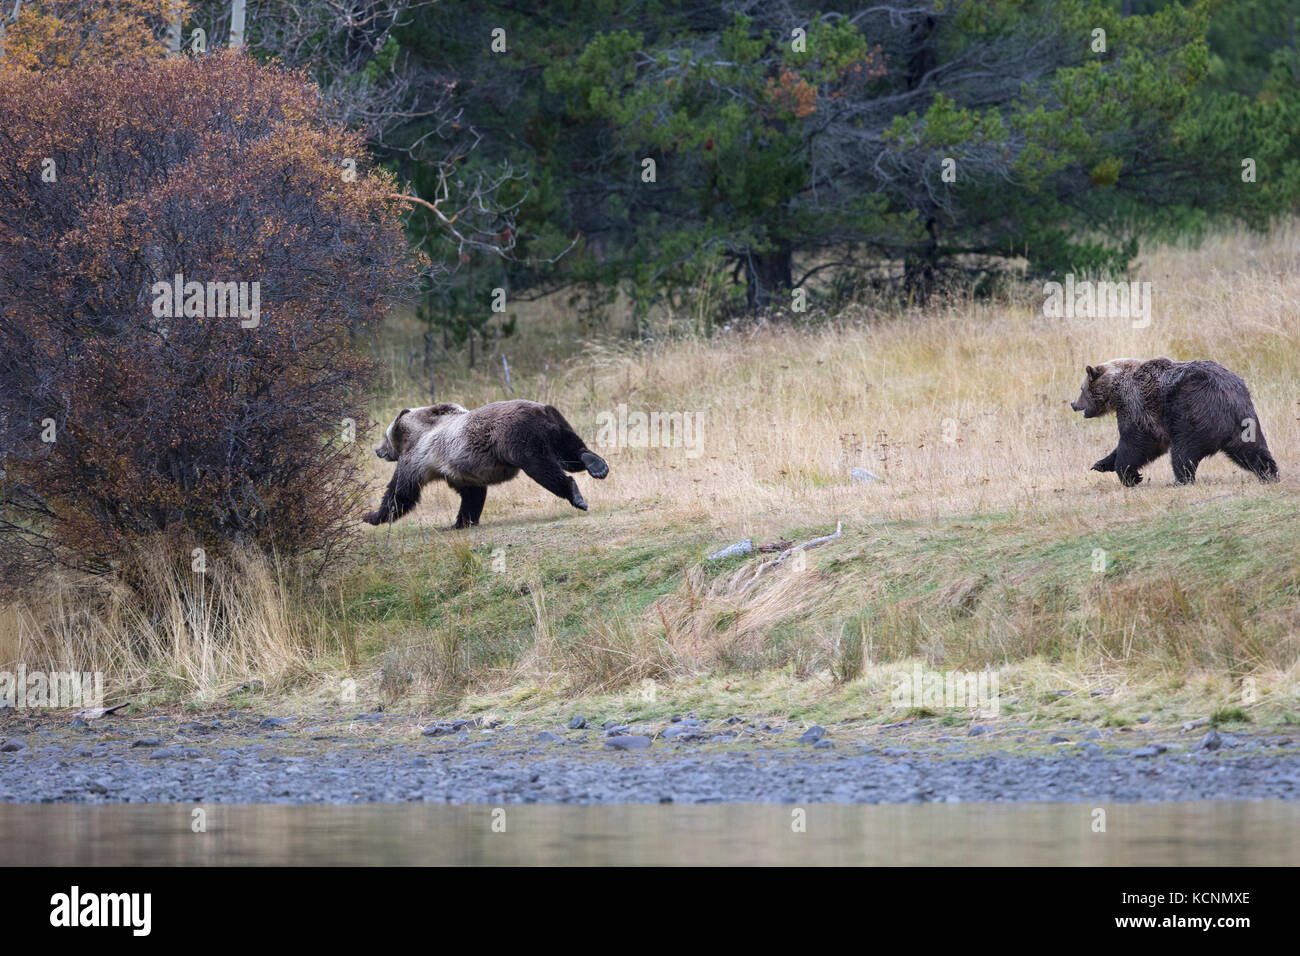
left=0, top=51, right=417, bottom=587
left=0, top=0, right=185, bottom=77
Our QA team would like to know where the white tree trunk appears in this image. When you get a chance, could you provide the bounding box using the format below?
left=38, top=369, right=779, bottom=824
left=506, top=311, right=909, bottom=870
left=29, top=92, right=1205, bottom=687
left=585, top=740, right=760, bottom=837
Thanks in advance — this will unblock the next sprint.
left=229, top=0, right=246, bottom=50
left=2, top=1, right=23, bottom=48
left=165, top=8, right=182, bottom=55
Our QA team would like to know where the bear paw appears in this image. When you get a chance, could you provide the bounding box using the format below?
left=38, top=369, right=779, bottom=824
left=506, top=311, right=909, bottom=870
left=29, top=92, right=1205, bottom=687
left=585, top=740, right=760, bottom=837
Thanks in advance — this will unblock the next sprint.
left=580, top=451, right=609, bottom=479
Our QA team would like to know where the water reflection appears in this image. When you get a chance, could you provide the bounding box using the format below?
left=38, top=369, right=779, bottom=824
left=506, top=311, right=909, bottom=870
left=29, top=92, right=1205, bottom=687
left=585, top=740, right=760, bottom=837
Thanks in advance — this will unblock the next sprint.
left=2, top=801, right=1296, bottom=865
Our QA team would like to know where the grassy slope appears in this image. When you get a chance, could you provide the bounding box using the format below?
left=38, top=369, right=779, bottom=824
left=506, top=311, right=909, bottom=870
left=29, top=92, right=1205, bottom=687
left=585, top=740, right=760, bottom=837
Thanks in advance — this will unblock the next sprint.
left=325, top=487, right=1298, bottom=729
left=6, top=229, right=1299, bottom=733
left=313, top=227, right=1300, bottom=729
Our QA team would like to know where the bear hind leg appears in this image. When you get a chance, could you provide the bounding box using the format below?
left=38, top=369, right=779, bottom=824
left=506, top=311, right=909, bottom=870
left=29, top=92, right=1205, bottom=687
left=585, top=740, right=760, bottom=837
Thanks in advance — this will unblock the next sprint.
left=1224, top=440, right=1280, bottom=483
left=1169, top=444, right=1203, bottom=485
left=523, top=459, right=588, bottom=511
left=552, top=426, right=609, bottom=479
left=559, top=449, right=608, bottom=479
left=578, top=450, right=608, bottom=479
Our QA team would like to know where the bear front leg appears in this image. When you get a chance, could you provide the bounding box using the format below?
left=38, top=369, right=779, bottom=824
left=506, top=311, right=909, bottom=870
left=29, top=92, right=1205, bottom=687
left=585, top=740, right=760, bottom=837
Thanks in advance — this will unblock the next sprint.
left=363, top=459, right=423, bottom=525
left=454, top=486, right=487, bottom=528
left=1091, top=450, right=1117, bottom=473
left=1111, top=434, right=1165, bottom=487
left=1113, top=451, right=1145, bottom=486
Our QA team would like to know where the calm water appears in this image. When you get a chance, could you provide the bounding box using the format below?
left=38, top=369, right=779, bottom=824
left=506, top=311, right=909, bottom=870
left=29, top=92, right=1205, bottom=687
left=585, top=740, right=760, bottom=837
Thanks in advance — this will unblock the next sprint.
left=2, top=801, right=1298, bottom=865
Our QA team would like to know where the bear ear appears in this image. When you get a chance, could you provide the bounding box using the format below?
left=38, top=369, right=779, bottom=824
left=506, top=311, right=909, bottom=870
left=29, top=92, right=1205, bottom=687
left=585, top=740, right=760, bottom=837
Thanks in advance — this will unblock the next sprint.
left=1086, top=365, right=1102, bottom=382
left=397, top=408, right=410, bottom=419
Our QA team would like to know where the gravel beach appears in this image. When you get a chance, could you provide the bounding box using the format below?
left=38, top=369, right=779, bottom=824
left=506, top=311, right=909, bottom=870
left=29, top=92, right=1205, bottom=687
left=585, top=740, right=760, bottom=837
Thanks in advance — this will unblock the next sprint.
left=2, top=709, right=1296, bottom=805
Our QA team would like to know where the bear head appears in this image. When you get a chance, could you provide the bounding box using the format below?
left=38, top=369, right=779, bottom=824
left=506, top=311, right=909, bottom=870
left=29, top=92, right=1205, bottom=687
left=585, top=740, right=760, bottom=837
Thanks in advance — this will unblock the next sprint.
left=374, top=404, right=467, bottom=461
left=1070, top=365, right=1111, bottom=418
left=1069, top=362, right=1123, bottom=418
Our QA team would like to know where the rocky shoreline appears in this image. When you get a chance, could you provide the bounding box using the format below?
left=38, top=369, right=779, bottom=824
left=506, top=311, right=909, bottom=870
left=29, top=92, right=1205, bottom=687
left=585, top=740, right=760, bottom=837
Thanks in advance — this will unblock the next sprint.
left=1, top=709, right=1296, bottom=805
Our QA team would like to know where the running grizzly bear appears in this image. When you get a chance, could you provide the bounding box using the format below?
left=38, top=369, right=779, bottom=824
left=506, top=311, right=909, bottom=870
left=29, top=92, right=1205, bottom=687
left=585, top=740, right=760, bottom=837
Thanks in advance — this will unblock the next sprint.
left=363, top=400, right=609, bottom=528
left=1070, top=357, right=1278, bottom=486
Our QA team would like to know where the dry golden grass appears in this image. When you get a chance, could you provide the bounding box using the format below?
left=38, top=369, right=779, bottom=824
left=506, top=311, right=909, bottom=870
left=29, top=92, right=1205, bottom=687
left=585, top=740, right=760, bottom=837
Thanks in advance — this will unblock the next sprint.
left=0, top=549, right=337, bottom=705
left=372, top=224, right=1300, bottom=536
left=6, top=227, right=1300, bottom=717
left=350, top=225, right=1300, bottom=712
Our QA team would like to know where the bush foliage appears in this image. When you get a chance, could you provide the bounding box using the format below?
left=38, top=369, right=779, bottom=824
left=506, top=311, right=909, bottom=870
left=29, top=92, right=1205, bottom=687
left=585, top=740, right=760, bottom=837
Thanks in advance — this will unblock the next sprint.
left=0, top=51, right=416, bottom=587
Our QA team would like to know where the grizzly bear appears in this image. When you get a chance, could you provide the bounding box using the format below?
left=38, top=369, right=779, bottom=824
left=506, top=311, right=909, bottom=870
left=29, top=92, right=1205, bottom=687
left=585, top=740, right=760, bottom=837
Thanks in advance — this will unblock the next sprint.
left=363, top=400, right=609, bottom=528
left=1070, top=357, right=1278, bottom=486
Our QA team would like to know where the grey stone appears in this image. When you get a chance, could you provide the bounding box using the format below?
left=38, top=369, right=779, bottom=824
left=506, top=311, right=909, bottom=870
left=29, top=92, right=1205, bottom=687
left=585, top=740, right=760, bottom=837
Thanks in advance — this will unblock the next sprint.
left=1196, top=730, right=1223, bottom=752
left=706, top=539, right=753, bottom=561
left=150, top=747, right=199, bottom=760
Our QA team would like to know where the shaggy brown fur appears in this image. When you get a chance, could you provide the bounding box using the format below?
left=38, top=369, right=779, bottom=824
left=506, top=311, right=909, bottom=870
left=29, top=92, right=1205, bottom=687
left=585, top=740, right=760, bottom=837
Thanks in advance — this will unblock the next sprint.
left=362, top=400, right=609, bottom=528
left=1070, top=357, right=1278, bottom=486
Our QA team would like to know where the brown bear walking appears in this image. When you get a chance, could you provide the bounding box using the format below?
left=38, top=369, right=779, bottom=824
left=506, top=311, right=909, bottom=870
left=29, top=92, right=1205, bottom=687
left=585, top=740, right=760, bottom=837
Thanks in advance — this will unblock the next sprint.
left=363, top=401, right=609, bottom=528
left=1070, top=358, right=1279, bottom=486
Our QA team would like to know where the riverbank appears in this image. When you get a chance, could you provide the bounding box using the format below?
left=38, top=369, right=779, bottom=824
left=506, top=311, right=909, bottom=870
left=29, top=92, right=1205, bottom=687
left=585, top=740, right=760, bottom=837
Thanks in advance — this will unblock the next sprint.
left=2, top=706, right=1295, bottom=805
